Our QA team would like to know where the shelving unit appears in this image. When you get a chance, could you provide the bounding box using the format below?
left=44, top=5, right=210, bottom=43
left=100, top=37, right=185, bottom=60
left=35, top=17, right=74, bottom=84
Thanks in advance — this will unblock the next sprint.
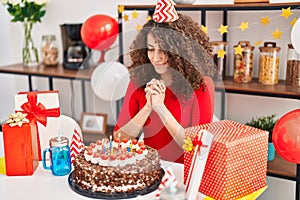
left=118, top=2, right=300, bottom=200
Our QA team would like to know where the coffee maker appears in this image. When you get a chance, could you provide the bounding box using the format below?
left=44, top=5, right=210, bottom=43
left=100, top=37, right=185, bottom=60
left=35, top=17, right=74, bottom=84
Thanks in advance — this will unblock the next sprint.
left=60, top=23, right=90, bottom=70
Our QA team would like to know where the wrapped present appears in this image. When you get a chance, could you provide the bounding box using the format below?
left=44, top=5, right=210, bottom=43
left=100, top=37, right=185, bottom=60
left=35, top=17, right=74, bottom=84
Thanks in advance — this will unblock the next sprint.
left=3, top=112, right=39, bottom=176
left=184, top=120, right=268, bottom=200
left=198, top=186, right=268, bottom=200
left=185, top=130, right=213, bottom=200
left=15, top=90, right=60, bottom=160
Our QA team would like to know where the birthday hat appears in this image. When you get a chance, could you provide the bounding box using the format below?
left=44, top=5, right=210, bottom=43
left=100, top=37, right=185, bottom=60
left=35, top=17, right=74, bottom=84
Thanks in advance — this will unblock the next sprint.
left=153, top=0, right=179, bottom=23
left=70, top=128, right=84, bottom=163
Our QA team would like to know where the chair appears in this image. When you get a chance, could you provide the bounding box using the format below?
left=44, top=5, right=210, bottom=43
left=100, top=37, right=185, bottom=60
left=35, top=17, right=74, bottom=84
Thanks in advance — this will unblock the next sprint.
left=39, top=114, right=83, bottom=153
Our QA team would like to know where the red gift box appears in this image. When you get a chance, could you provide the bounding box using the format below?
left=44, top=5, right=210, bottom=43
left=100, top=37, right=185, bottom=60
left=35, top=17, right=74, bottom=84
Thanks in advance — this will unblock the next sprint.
left=15, top=90, right=60, bottom=160
left=3, top=121, right=39, bottom=176
left=184, top=120, right=268, bottom=200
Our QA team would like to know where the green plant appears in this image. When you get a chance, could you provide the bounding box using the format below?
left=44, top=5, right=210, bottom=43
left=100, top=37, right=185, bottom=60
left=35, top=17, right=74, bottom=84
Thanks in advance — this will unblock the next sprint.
left=246, top=114, right=277, bottom=142
left=2, top=0, right=47, bottom=23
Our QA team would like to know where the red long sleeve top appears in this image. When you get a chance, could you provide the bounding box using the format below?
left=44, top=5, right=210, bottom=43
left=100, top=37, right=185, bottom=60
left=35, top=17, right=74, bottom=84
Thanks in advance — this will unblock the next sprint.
left=114, top=76, right=215, bottom=163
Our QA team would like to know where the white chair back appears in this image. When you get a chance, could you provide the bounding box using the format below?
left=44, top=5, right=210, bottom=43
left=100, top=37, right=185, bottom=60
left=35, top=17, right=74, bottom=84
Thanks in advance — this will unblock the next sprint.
left=40, top=114, right=82, bottom=153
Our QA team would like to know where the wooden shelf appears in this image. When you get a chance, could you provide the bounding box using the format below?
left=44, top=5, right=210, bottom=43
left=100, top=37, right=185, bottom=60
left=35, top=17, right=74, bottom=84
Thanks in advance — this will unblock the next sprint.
left=215, top=76, right=300, bottom=99
left=0, top=63, right=95, bottom=80
left=268, top=152, right=296, bottom=180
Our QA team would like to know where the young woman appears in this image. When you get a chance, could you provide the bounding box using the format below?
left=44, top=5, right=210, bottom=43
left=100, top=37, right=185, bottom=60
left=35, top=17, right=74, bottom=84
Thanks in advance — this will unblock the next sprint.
left=114, top=13, right=216, bottom=163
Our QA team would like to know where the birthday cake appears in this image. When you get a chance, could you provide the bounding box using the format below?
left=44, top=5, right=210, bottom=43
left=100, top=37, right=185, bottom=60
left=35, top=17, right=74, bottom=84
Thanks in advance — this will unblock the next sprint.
left=71, top=137, right=163, bottom=196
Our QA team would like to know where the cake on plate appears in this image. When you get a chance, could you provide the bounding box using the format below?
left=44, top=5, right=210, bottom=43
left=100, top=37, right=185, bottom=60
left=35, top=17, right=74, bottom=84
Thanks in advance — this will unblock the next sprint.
left=71, top=137, right=163, bottom=196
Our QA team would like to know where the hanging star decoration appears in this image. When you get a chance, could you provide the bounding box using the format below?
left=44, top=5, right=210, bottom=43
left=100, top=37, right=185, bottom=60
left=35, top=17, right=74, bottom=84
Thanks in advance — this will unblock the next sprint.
left=201, top=25, right=208, bottom=35
left=146, top=15, right=152, bottom=23
left=218, top=24, right=228, bottom=35
left=280, top=7, right=293, bottom=20
left=272, top=28, right=282, bottom=39
left=238, top=21, right=249, bottom=32
left=136, top=24, right=142, bottom=31
left=260, top=16, right=270, bottom=26
left=290, top=17, right=297, bottom=27
left=217, top=49, right=226, bottom=59
left=118, top=5, right=125, bottom=13
left=123, top=14, right=129, bottom=22
left=234, top=44, right=244, bottom=56
left=182, top=136, right=194, bottom=152
left=132, top=10, right=138, bottom=19
left=254, top=40, right=262, bottom=46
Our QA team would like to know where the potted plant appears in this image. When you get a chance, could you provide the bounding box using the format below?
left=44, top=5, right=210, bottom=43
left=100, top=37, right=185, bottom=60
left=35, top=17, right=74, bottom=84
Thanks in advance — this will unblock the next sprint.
left=246, top=114, right=277, bottom=161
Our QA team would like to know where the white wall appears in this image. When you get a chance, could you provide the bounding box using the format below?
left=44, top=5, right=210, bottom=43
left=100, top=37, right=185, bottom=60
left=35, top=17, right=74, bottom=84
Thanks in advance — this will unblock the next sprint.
left=0, top=0, right=299, bottom=199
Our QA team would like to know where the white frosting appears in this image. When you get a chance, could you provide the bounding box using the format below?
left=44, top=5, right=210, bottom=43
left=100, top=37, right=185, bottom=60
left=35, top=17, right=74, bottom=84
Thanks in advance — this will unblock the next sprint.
left=84, top=152, right=93, bottom=161
left=121, top=141, right=130, bottom=149
left=91, top=156, right=100, bottom=164
left=91, top=147, right=97, bottom=153
left=132, top=144, right=138, bottom=150
left=112, top=141, right=120, bottom=148
left=80, top=180, right=146, bottom=193
left=143, top=149, right=148, bottom=155
left=99, top=158, right=109, bottom=166
left=136, top=153, right=145, bottom=160
left=83, top=140, right=151, bottom=166
left=96, top=144, right=102, bottom=151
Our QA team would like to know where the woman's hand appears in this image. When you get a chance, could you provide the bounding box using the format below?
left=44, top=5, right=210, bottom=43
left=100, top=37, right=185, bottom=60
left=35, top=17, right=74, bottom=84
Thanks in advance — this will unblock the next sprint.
left=144, top=79, right=166, bottom=112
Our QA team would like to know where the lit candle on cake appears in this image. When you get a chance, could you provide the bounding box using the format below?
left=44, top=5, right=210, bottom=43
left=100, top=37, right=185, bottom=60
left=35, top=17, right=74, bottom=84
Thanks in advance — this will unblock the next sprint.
left=126, top=139, right=130, bottom=152
left=130, top=140, right=133, bottom=153
left=109, top=135, right=112, bottom=151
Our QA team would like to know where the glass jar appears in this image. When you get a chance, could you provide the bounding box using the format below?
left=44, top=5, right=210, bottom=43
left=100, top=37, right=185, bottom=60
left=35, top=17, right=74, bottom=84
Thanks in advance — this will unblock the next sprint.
left=211, top=41, right=227, bottom=81
left=42, top=136, right=71, bottom=176
left=41, top=35, right=59, bottom=67
left=160, top=184, right=187, bottom=200
left=258, top=42, right=281, bottom=85
left=286, top=43, right=300, bottom=86
left=233, top=41, right=254, bottom=83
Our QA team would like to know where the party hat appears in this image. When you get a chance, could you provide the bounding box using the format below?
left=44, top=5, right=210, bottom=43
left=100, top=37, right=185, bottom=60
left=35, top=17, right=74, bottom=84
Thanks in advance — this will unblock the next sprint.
left=70, top=129, right=84, bottom=163
left=155, top=167, right=178, bottom=200
left=153, top=0, right=179, bottom=23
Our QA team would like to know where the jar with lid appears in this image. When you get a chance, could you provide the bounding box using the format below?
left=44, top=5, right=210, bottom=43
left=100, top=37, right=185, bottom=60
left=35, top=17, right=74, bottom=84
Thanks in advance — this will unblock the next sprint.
left=258, top=42, right=281, bottom=85
left=286, top=43, right=300, bottom=86
left=233, top=41, right=254, bottom=83
left=211, top=41, right=227, bottom=81
left=160, top=183, right=186, bottom=200
left=42, top=136, right=71, bottom=176
left=41, top=35, right=59, bottom=67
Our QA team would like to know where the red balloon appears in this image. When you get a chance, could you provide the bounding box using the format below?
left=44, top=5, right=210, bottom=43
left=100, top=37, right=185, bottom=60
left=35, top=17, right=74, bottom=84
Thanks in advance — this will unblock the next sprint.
left=81, top=14, right=118, bottom=51
left=272, top=109, right=300, bottom=163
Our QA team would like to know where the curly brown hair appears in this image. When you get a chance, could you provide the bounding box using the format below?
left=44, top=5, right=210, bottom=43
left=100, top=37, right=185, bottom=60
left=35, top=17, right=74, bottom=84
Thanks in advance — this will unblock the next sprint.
left=129, top=13, right=215, bottom=100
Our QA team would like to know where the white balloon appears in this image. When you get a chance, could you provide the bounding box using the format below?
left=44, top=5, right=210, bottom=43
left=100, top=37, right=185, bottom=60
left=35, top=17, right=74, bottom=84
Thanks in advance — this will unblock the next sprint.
left=91, top=61, right=130, bottom=101
left=291, top=17, right=300, bottom=55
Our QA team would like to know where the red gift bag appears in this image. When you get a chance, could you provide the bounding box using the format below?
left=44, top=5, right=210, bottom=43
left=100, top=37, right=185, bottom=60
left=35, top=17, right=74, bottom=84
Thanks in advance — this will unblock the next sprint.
left=184, top=120, right=268, bottom=200
left=3, top=121, right=39, bottom=176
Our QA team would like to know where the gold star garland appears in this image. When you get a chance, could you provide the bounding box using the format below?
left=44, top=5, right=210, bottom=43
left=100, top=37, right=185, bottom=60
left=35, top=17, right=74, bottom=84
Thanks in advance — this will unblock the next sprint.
left=125, top=6, right=296, bottom=38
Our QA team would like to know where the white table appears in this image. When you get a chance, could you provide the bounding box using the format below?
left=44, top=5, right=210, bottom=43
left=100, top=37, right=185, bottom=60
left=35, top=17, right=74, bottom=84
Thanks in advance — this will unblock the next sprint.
left=0, top=161, right=183, bottom=200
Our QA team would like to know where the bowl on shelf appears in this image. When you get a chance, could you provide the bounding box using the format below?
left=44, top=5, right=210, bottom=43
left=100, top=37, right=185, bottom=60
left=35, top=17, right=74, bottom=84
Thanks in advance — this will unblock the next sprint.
left=173, top=0, right=196, bottom=4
